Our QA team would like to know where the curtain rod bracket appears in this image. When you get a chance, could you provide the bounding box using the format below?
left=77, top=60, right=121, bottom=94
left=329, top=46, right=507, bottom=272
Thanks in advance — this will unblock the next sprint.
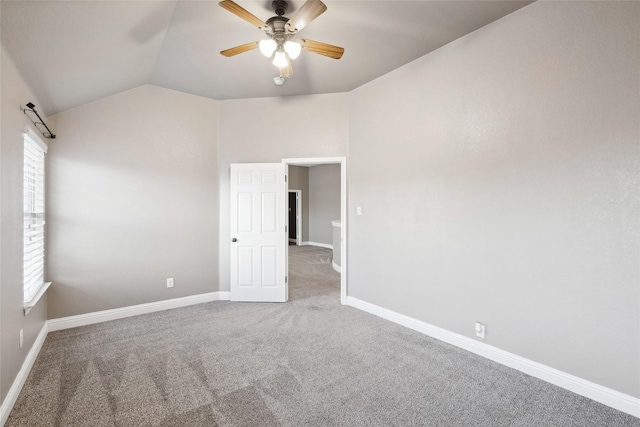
left=21, top=102, right=56, bottom=139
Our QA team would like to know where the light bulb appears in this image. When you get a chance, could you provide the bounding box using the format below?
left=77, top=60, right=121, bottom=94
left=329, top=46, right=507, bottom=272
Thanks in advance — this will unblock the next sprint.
left=284, top=41, right=301, bottom=60
left=273, top=50, right=288, bottom=68
left=259, top=39, right=277, bottom=57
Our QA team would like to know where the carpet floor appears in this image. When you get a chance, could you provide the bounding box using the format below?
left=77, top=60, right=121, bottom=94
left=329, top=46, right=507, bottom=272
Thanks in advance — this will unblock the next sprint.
left=6, top=245, right=639, bottom=426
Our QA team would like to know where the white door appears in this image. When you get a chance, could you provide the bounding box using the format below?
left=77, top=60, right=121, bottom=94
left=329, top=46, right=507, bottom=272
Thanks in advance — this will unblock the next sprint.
left=230, top=163, right=288, bottom=302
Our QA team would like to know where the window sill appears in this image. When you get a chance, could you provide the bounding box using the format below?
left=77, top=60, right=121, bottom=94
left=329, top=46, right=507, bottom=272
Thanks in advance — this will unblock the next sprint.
left=23, top=282, right=51, bottom=316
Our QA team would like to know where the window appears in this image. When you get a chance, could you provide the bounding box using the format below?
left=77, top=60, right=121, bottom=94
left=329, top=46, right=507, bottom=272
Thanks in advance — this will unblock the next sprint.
left=23, top=126, right=49, bottom=309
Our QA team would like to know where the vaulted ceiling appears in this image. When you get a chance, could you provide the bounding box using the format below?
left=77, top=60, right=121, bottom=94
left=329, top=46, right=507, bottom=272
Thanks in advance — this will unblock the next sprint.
left=1, top=1, right=532, bottom=116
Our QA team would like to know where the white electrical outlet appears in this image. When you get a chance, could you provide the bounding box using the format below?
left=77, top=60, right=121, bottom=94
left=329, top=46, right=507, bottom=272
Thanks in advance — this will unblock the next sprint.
left=167, top=278, right=174, bottom=288
left=19, top=329, right=24, bottom=348
left=475, top=322, right=485, bottom=339
left=357, top=207, right=362, bottom=216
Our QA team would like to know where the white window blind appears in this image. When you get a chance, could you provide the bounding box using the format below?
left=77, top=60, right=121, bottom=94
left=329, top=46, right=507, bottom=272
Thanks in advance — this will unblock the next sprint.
left=23, top=126, right=48, bottom=304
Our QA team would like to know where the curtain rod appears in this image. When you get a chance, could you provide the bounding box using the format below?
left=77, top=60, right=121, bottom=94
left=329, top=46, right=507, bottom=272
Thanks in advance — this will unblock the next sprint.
left=21, top=102, right=56, bottom=139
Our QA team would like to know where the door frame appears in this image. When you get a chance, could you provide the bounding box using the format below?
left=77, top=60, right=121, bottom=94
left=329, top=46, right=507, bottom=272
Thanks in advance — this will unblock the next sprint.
left=282, top=157, right=347, bottom=305
left=288, top=190, right=302, bottom=245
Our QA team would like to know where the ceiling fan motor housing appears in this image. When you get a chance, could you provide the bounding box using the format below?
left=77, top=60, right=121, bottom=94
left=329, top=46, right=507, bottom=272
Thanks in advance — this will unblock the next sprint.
left=266, top=16, right=289, bottom=32
left=265, top=15, right=292, bottom=49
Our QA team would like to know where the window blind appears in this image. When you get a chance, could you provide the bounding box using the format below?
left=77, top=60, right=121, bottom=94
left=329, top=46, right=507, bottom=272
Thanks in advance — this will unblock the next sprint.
left=23, top=127, right=47, bottom=304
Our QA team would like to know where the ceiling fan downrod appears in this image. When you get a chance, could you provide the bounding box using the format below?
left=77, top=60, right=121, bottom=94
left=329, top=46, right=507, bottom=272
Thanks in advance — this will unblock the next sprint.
left=272, top=0, right=288, bottom=16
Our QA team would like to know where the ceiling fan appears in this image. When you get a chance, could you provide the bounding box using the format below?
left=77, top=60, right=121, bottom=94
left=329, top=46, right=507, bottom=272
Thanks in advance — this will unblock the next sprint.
left=219, top=0, right=344, bottom=84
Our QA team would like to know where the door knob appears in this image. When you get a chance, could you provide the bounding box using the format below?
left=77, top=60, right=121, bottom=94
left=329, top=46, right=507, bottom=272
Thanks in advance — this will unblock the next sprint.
left=231, top=238, right=237, bottom=242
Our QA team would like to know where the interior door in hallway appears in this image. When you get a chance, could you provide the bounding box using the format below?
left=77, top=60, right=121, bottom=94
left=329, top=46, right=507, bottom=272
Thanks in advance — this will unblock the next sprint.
left=288, top=191, right=297, bottom=242
left=230, top=163, right=288, bottom=302
left=288, top=190, right=301, bottom=244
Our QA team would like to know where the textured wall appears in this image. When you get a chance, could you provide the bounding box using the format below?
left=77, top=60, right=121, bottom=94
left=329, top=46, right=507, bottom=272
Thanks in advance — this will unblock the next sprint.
left=309, top=164, right=341, bottom=246
left=348, top=1, right=639, bottom=397
left=47, top=85, right=219, bottom=318
left=218, top=94, right=349, bottom=292
left=0, top=47, right=49, bottom=404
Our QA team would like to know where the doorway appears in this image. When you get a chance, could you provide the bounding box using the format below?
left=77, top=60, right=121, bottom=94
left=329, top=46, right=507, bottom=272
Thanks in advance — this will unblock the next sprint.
left=283, top=157, right=347, bottom=305
left=288, top=190, right=302, bottom=245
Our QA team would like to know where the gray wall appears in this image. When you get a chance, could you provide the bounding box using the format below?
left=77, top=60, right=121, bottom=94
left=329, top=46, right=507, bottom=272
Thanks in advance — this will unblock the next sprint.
left=309, top=164, right=340, bottom=246
left=218, top=94, right=349, bottom=292
left=287, top=164, right=341, bottom=247
left=0, top=46, right=49, bottom=404
left=46, top=85, right=219, bottom=318
left=288, top=165, right=309, bottom=243
left=348, top=1, right=639, bottom=397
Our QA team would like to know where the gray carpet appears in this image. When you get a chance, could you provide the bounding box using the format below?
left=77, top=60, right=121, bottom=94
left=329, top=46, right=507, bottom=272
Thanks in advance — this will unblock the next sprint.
left=7, top=245, right=639, bottom=426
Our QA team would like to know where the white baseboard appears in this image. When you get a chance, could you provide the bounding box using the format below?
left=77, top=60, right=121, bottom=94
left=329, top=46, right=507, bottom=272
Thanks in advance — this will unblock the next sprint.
left=332, top=260, right=342, bottom=273
left=301, top=241, right=333, bottom=250
left=0, top=321, right=49, bottom=426
left=345, top=296, right=640, bottom=418
left=217, top=291, right=231, bottom=300
left=48, top=291, right=230, bottom=332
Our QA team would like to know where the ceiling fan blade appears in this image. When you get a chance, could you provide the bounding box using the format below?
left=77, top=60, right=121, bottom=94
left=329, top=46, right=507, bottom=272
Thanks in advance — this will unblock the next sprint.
left=219, top=0, right=265, bottom=28
left=220, top=41, right=259, bottom=57
left=300, top=39, right=344, bottom=59
left=286, top=0, right=327, bottom=32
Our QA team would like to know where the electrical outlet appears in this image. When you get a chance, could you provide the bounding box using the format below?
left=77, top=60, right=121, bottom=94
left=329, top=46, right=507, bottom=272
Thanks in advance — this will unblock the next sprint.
left=167, top=278, right=174, bottom=288
left=475, top=322, right=485, bottom=339
left=357, top=207, right=362, bottom=216
left=19, top=329, right=24, bottom=348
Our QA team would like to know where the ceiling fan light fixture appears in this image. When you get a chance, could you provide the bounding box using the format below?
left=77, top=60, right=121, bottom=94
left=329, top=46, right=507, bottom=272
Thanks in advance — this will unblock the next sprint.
left=283, top=40, right=301, bottom=59
left=219, top=0, right=344, bottom=80
left=259, top=39, right=277, bottom=57
left=273, top=50, right=288, bottom=68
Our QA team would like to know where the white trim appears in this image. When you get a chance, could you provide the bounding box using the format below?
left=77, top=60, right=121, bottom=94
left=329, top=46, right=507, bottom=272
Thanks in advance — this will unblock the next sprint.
left=217, top=291, right=230, bottom=300
left=345, top=296, right=640, bottom=418
left=23, top=281, right=52, bottom=315
left=48, top=291, right=230, bottom=332
left=282, top=157, right=344, bottom=166
left=301, top=241, right=333, bottom=250
left=339, top=160, right=347, bottom=305
left=0, top=321, right=48, bottom=426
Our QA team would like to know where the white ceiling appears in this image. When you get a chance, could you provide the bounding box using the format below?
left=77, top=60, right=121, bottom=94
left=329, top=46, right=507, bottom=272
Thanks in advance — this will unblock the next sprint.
left=1, top=1, right=532, bottom=116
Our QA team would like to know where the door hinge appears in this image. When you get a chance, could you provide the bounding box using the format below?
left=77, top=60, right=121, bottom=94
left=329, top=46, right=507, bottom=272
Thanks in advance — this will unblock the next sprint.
left=285, top=276, right=288, bottom=283
left=285, top=225, right=287, bottom=232
left=285, top=175, right=287, bottom=182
